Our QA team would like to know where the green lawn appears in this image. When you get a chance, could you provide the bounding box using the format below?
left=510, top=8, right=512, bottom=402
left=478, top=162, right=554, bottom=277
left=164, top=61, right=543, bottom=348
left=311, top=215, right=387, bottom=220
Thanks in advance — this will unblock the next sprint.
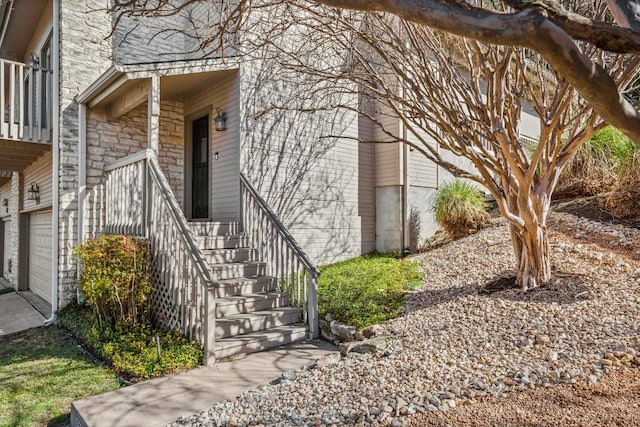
left=0, top=327, right=121, bottom=427
left=318, top=253, right=424, bottom=329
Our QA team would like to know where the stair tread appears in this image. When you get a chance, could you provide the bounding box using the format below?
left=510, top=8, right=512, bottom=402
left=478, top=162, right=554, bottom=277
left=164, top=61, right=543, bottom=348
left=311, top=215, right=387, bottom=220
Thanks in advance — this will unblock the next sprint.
left=210, top=261, right=265, bottom=268
left=216, top=276, right=274, bottom=285
left=215, top=325, right=307, bottom=349
left=216, top=292, right=286, bottom=305
left=216, top=307, right=300, bottom=322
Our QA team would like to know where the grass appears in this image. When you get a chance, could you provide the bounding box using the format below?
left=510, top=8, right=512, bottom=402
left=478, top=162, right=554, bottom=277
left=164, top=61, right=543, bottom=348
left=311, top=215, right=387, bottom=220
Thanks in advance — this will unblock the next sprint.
left=318, top=253, right=423, bottom=329
left=0, top=327, right=121, bottom=427
left=431, top=180, right=489, bottom=238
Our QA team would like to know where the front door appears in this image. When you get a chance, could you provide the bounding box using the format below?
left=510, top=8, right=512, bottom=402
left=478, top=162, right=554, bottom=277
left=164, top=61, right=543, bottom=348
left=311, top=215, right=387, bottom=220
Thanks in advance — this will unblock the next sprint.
left=192, top=116, right=209, bottom=219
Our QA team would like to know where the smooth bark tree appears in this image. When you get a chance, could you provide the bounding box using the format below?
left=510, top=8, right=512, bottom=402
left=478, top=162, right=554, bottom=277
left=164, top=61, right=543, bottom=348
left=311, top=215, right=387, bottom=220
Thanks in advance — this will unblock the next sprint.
left=109, top=0, right=639, bottom=288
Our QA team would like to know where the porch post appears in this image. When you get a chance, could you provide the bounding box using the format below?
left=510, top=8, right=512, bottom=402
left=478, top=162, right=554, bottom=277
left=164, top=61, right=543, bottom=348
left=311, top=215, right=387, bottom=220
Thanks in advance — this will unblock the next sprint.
left=148, top=74, right=160, bottom=154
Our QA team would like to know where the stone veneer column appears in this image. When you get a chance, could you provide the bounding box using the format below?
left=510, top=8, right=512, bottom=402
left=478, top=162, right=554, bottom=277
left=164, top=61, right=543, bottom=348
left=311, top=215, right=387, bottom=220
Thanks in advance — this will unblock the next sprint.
left=57, top=0, right=112, bottom=308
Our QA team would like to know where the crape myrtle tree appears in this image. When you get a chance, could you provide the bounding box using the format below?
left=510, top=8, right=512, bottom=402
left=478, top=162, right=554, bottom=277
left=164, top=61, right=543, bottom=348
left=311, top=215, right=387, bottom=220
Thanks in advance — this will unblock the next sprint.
left=110, top=0, right=639, bottom=289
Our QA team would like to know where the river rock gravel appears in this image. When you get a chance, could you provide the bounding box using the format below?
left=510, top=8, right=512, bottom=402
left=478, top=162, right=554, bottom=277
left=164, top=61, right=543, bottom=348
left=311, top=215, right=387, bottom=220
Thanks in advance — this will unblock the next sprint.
left=169, top=212, right=640, bottom=427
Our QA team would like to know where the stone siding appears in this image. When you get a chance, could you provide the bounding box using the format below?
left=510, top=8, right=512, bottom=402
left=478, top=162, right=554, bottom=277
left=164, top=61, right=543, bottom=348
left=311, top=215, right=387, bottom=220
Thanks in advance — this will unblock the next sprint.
left=84, top=101, right=185, bottom=238
left=58, top=0, right=113, bottom=307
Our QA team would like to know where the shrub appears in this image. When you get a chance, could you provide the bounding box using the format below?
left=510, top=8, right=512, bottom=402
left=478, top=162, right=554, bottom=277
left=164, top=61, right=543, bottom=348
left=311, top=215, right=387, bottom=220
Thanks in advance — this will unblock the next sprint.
left=603, top=149, right=640, bottom=218
left=59, top=304, right=203, bottom=382
left=431, top=180, right=489, bottom=239
left=73, top=234, right=151, bottom=330
left=318, top=253, right=423, bottom=329
left=557, top=126, right=638, bottom=198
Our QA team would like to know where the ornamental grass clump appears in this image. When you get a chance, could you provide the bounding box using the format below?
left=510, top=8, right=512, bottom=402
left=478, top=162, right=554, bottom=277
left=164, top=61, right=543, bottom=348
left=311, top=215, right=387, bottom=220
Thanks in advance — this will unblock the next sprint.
left=432, top=180, right=489, bottom=239
left=73, top=234, right=151, bottom=330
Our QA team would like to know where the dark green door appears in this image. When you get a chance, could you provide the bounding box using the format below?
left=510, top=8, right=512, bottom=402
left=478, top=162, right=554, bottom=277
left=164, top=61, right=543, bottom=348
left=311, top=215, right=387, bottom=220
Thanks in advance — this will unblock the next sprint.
left=192, top=116, right=209, bottom=219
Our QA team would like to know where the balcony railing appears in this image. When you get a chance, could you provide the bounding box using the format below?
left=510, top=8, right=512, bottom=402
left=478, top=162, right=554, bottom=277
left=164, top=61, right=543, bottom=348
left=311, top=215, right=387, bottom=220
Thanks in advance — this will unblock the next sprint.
left=0, top=58, right=52, bottom=143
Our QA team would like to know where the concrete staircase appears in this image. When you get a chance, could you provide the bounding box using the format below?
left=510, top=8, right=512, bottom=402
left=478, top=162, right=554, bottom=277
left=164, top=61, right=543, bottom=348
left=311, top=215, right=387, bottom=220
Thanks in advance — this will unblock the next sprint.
left=189, top=221, right=307, bottom=360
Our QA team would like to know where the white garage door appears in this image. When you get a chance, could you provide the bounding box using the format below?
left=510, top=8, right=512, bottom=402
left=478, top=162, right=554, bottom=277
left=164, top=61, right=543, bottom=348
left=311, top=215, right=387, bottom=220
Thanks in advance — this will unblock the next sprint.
left=29, top=211, right=52, bottom=303
left=2, top=219, right=10, bottom=279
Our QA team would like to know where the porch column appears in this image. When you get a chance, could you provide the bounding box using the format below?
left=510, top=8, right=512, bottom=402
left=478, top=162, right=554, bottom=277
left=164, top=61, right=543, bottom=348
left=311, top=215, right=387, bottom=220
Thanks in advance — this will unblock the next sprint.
left=148, top=74, right=160, bottom=154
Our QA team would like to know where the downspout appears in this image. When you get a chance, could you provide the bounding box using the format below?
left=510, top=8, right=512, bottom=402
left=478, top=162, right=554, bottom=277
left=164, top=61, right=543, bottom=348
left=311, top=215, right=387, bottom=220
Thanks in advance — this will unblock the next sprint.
left=76, top=102, right=86, bottom=304
left=401, top=125, right=410, bottom=257
left=45, top=0, right=60, bottom=325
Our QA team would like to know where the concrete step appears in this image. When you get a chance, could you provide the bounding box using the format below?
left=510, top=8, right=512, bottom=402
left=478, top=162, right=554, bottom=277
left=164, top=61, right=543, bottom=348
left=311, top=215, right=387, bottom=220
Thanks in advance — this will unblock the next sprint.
left=189, top=221, right=242, bottom=236
left=203, top=248, right=258, bottom=263
left=215, top=307, right=301, bottom=339
left=212, top=276, right=277, bottom=298
left=214, top=325, right=308, bottom=361
left=210, top=261, right=266, bottom=280
left=216, top=292, right=289, bottom=317
left=196, top=235, right=250, bottom=250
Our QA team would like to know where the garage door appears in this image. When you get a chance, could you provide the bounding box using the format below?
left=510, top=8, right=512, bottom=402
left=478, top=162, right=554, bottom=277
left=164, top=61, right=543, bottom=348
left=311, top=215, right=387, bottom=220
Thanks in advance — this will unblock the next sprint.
left=29, top=211, right=52, bottom=303
left=2, top=219, right=10, bottom=279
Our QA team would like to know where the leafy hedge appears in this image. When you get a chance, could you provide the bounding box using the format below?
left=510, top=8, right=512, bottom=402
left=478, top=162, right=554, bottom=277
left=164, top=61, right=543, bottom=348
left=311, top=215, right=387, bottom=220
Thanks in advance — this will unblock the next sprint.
left=318, top=253, right=423, bottom=329
left=73, top=234, right=151, bottom=330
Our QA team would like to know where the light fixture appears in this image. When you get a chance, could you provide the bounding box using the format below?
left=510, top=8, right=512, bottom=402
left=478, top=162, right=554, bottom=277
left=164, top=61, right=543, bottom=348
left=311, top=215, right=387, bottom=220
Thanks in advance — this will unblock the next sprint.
left=27, top=182, right=40, bottom=204
left=2, top=198, right=7, bottom=213
left=215, top=107, right=227, bottom=132
left=27, top=52, right=39, bottom=68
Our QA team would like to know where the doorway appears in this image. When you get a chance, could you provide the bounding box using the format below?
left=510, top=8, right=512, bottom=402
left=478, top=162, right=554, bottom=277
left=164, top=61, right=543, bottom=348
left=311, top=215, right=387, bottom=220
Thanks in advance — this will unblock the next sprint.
left=191, top=115, right=209, bottom=219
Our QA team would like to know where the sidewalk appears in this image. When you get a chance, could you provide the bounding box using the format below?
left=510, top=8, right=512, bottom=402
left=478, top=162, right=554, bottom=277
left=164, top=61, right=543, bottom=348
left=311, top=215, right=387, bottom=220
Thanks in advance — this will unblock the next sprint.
left=71, top=340, right=337, bottom=427
left=0, top=289, right=45, bottom=337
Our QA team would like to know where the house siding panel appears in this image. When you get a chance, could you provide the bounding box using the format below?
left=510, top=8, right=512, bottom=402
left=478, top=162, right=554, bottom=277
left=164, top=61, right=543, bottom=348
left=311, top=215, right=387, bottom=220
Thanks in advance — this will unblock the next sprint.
left=22, top=152, right=53, bottom=212
left=185, top=71, right=240, bottom=221
left=239, top=59, right=373, bottom=265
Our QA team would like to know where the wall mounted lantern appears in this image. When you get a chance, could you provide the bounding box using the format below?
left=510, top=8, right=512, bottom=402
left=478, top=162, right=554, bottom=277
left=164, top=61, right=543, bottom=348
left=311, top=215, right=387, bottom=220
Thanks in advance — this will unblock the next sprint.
left=2, top=198, right=7, bottom=213
left=215, top=107, right=227, bottom=132
left=27, top=52, right=40, bottom=69
left=27, top=182, right=40, bottom=204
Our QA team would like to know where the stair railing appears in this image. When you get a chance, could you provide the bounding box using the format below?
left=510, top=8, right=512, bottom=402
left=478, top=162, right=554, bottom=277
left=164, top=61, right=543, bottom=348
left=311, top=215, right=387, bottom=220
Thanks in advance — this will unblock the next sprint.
left=239, top=173, right=320, bottom=338
left=104, top=149, right=218, bottom=364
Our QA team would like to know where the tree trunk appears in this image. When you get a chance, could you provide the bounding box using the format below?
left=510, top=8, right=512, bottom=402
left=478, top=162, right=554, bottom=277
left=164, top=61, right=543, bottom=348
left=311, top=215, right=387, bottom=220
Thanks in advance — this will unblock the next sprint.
left=508, top=221, right=551, bottom=290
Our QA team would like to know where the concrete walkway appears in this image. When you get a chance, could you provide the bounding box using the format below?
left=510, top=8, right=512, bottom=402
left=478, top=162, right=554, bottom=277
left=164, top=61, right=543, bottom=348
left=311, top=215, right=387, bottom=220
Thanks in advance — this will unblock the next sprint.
left=71, top=340, right=337, bottom=427
left=0, top=290, right=45, bottom=337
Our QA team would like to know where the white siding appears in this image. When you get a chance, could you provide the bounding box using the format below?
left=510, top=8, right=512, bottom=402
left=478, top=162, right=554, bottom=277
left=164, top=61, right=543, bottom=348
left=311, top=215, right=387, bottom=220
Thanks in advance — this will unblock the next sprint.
left=239, top=58, right=373, bottom=264
left=374, top=104, right=401, bottom=187
left=0, top=182, right=11, bottom=220
left=22, top=152, right=53, bottom=212
left=407, top=127, right=438, bottom=188
left=28, top=210, right=52, bottom=303
left=2, top=219, right=11, bottom=280
left=185, top=70, right=240, bottom=221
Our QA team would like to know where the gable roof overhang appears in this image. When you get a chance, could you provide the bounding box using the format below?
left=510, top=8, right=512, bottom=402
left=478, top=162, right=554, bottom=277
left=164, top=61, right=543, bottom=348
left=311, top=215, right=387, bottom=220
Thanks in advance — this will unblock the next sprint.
left=0, top=0, right=50, bottom=61
left=76, top=58, right=241, bottom=119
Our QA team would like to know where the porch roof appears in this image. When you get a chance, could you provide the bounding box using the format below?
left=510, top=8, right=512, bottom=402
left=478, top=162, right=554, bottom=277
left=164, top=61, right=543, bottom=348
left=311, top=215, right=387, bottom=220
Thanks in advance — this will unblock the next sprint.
left=0, top=140, right=50, bottom=172
left=76, top=58, right=240, bottom=111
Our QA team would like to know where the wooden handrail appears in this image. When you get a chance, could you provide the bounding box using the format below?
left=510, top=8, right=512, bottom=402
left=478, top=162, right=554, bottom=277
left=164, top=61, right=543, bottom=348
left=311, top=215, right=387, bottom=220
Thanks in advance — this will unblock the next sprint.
left=240, top=172, right=320, bottom=277
left=146, top=153, right=217, bottom=287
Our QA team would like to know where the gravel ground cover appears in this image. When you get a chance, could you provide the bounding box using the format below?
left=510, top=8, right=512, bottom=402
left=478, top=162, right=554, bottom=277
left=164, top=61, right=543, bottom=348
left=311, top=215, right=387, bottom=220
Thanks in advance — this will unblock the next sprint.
left=171, top=212, right=640, bottom=427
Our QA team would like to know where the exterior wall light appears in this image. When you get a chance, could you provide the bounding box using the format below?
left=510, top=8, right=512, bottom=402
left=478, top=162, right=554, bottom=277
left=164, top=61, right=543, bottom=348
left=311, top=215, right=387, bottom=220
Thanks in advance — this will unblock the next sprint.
left=27, top=53, right=40, bottom=68
left=2, top=198, right=7, bottom=213
left=27, top=182, right=40, bottom=204
left=215, top=107, right=227, bottom=131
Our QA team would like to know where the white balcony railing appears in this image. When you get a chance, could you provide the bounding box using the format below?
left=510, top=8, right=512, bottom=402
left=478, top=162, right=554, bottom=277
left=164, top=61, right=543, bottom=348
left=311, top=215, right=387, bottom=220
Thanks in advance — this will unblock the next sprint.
left=0, top=58, right=52, bottom=143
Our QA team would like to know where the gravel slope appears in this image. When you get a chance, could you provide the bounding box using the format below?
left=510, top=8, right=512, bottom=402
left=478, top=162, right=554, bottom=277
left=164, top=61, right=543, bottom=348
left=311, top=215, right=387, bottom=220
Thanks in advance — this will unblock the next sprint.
left=171, top=212, right=640, bottom=427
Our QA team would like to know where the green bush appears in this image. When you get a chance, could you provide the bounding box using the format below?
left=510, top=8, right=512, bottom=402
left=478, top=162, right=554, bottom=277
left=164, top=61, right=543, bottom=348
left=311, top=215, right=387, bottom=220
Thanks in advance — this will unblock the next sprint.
left=59, top=304, right=202, bottom=382
left=73, top=234, right=151, bottom=330
left=431, top=180, right=489, bottom=239
left=318, top=253, right=423, bottom=329
left=557, top=126, right=639, bottom=198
